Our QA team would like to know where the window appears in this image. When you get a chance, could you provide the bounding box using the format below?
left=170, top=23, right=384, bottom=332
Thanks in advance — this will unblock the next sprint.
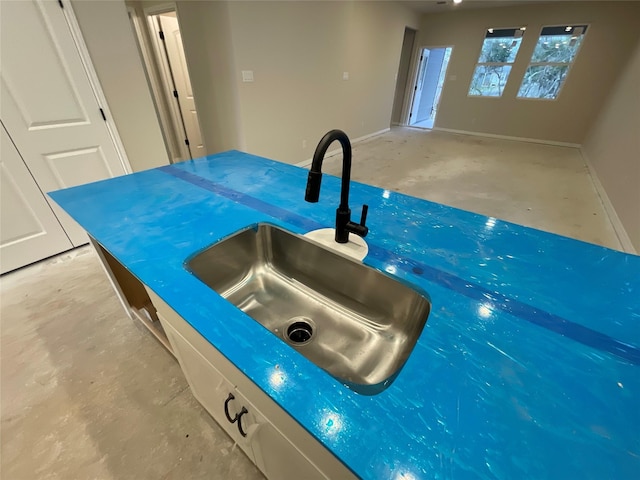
left=468, top=27, right=526, bottom=97
left=517, top=25, right=588, bottom=100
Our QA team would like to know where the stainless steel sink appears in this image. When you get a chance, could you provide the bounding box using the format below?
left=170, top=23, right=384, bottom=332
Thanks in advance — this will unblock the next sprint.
left=186, top=223, right=430, bottom=394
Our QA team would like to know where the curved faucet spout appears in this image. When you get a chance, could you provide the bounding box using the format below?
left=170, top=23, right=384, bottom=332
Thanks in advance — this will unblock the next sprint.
left=305, top=130, right=352, bottom=209
left=304, top=130, right=368, bottom=244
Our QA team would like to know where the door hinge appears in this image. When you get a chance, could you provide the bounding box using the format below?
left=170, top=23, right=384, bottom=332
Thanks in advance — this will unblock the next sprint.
left=185, top=138, right=190, bottom=146
left=99, top=108, right=106, bottom=121
left=409, top=113, right=412, bottom=118
left=159, top=31, right=165, bottom=41
left=420, top=55, right=423, bottom=61
left=173, top=90, right=179, bottom=98
left=58, top=0, right=64, bottom=9
left=414, top=86, right=418, bottom=91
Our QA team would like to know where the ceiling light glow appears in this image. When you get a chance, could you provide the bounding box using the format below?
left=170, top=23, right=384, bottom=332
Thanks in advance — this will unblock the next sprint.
left=269, top=367, right=286, bottom=389
left=478, top=303, right=493, bottom=318
left=453, top=0, right=463, bottom=4
left=319, top=411, right=344, bottom=437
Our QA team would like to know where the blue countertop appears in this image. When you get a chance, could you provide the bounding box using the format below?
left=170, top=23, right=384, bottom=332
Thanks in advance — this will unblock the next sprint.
left=50, top=151, right=640, bottom=479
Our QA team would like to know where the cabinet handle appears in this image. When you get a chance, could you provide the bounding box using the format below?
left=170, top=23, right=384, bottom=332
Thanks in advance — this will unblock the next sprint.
left=236, top=407, right=248, bottom=437
left=223, top=392, right=248, bottom=436
left=224, top=392, right=237, bottom=423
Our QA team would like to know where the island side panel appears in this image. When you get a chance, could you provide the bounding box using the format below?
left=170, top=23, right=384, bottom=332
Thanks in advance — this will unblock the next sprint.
left=89, top=236, right=173, bottom=354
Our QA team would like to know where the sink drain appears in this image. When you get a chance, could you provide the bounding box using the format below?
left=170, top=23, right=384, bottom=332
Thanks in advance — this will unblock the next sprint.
left=285, top=317, right=314, bottom=345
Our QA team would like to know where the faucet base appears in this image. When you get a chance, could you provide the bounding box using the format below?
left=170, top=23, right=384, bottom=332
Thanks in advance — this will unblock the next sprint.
left=335, top=207, right=352, bottom=243
left=336, top=206, right=369, bottom=243
left=304, top=228, right=368, bottom=261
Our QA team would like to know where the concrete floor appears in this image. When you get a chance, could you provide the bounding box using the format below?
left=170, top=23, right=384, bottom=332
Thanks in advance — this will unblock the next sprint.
left=410, top=118, right=435, bottom=129
left=324, top=128, right=621, bottom=250
left=1, top=248, right=264, bottom=480
left=0, top=128, right=622, bottom=479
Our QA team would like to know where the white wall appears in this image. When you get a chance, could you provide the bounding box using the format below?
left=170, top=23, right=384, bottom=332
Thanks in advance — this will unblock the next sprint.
left=582, top=39, right=640, bottom=252
left=172, top=1, right=419, bottom=163
left=71, top=0, right=169, bottom=172
left=227, top=1, right=420, bottom=163
left=72, top=0, right=418, bottom=165
left=416, top=1, right=640, bottom=144
left=391, top=28, right=416, bottom=125
left=176, top=0, right=245, bottom=156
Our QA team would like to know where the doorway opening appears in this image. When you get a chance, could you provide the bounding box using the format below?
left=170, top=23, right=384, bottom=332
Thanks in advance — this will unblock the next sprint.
left=127, top=5, right=204, bottom=163
left=408, top=47, right=453, bottom=129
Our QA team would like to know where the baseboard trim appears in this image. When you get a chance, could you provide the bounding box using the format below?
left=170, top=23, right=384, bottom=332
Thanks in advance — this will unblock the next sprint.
left=432, top=127, right=582, bottom=148
left=294, top=128, right=391, bottom=167
left=580, top=148, right=636, bottom=254
left=353, top=128, right=391, bottom=145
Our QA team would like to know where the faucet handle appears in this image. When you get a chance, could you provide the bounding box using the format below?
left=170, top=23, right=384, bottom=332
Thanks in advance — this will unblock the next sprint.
left=340, top=204, right=369, bottom=241
left=360, top=204, right=368, bottom=227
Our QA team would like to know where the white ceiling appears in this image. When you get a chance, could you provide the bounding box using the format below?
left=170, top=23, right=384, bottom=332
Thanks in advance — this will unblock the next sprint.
left=400, top=0, right=540, bottom=13
left=399, top=0, right=633, bottom=14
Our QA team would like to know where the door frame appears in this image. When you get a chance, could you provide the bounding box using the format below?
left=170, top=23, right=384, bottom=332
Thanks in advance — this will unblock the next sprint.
left=127, top=4, right=182, bottom=163
left=128, top=2, right=191, bottom=162
left=402, top=44, right=454, bottom=127
left=62, top=0, right=132, bottom=173
left=145, top=3, right=192, bottom=161
left=130, top=2, right=204, bottom=162
left=408, top=49, right=430, bottom=125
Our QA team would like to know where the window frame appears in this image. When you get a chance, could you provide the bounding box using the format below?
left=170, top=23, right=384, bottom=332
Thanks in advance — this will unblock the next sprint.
left=516, top=24, right=590, bottom=102
left=467, top=26, right=527, bottom=99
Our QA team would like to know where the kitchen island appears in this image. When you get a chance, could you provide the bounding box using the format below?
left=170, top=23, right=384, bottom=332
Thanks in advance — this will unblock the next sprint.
left=50, top=151, right=640, bottom=479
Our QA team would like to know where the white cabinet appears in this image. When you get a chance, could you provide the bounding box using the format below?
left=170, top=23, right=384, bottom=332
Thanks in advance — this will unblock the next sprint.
left=148, top=289, right=354, bottom=480
left=249, top=414, right=327, bottom=480
left=161, top=318, right=328, bottom=480
left=162, top=320, right=255, bottom=459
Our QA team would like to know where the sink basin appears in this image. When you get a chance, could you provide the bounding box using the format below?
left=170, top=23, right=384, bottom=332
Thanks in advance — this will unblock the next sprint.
left=186, top=223, right=430, bottom=394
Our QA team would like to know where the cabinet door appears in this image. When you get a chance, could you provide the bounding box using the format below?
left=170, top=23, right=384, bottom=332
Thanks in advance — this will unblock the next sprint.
left=161, top=320, right=254, bottom=459
left=148, top=291, right=356, bottom=480
left=246, top=401, right=328, bottom=480
left=161, top=318, right=327, bottom=480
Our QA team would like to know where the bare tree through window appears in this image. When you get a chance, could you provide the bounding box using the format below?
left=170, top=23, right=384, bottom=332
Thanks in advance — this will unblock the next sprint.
left=468, top=27, right=526, bottom=97
left=518, top=25, right=588, bottom=99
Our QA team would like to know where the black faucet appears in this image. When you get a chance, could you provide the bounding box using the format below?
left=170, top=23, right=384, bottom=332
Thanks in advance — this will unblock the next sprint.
left=304, top=129, right=369, bottom=244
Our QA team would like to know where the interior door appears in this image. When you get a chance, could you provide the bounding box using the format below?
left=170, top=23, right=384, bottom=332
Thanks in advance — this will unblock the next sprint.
left=158, top=13, right=204, bottom=158
left=0, top=0, right=127, bottom=247
left=0, top=124, right=73, bottom=274
left=415, top=48, right=446, bottom=124
left=409, top=50, right=429, bottom=125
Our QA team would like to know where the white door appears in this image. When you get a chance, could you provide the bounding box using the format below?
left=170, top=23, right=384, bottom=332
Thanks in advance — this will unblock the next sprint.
left=409, top=50, right=429, bottom=126
left=0, top=124, right=73, bottom=274
left=0, top=0, right=127, bottom=248
left=158, top=13, right=204, bottom=158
